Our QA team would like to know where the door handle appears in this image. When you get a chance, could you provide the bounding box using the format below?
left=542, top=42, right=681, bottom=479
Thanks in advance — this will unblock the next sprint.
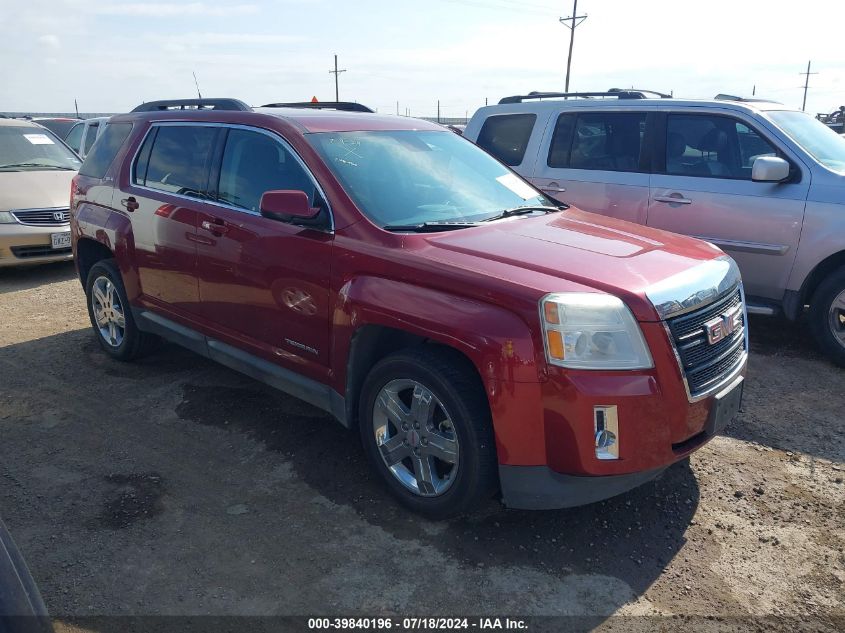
left=653, top=193, right=692, bottom=205
left=540, top=182, right=567, bottom=193
left=120, top=197, right=139, bottom=212
left=201, top=219, right=229, bottom=235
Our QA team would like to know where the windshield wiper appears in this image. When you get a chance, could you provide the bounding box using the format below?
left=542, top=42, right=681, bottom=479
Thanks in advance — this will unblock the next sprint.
left=0, top=162, right=76, bottom=170
left=383, top=221, right=480, bottom=232
left=481, top=204, right=567, bottom=223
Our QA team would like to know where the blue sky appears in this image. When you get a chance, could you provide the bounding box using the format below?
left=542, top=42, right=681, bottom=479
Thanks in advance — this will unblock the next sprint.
left=1, top=0, right=842, bottom=117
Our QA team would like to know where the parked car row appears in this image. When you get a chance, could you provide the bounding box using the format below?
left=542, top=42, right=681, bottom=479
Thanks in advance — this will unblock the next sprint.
left=3, top=90, right=842, bottom=516
left=465, top=89, right=845, bottom=366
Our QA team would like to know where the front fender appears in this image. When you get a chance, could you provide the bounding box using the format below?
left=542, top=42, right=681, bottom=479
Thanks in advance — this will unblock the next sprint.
left=332, top=276, right=548, bottom=465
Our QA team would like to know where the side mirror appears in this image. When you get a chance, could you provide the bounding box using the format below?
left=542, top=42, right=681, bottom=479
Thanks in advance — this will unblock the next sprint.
left=259, top=190, right=320, bottom=221
left=751, top=156, right=790, bottom=182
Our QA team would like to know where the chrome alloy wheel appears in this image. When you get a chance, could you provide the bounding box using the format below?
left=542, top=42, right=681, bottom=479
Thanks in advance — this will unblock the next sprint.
left=372, top=379, right=460, bottom=497
left=829, top=289, right=845, bottom=348
left=91, top=275, right=126, bottom=348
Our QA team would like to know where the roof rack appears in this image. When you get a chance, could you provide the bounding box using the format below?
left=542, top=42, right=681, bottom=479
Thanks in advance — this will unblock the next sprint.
left=131, top=98, right=252, bottom=113
left=499, top=88, right=671, bottom=104
left=714, top=93, right=780, bottom=104
left=260, top=101, right=374, bottom=113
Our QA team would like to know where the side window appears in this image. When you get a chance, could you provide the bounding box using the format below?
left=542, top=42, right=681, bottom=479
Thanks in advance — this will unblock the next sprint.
left=736, top=122, right=777, bottom=170
left=216, top=128, right=316, bottom=213
left=83, top=122, right=100, bottom=155
left=664, top=114, right=778, bottom=179
left=547, top=113, right=576, bottom=168
left=65, top=123, right=83, bottom=153
left=78, top=123, right=132, bottom=179
left=476, top=114, right=536, bottom=166
left=139, top=125, right=218, bottom=197
left=568, top=112, right=646, bottom=172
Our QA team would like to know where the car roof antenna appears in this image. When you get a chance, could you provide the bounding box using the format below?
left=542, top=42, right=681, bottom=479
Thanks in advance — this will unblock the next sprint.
left=192, top=71, right=203, bottom=100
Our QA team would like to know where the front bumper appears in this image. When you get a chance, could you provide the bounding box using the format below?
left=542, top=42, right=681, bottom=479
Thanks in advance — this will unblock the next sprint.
left=0, top=223, right=73, bottom=267
left=499, top=463, right=669, bottom=510
left=490, top=321, right=747, bottom=509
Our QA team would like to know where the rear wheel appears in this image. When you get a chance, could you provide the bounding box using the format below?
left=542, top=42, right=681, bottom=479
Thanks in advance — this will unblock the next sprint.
left=358, top=347, right=498, bottom=518
left=85, top=259, right=157, bottom=361
left=809, top=267, right=845, bottom=368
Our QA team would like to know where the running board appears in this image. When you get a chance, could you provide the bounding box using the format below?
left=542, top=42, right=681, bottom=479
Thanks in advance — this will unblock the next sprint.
left=134, top=309, right=348, bottom=426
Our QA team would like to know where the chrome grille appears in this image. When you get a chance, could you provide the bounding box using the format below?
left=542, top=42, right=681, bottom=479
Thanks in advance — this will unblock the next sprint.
left=667, top=287, right=746, bottom=398
left=11, top=208, right=70, bottom=226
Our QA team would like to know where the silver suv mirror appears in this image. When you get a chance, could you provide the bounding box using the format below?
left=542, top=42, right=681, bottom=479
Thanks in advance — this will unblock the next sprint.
left=752, top=156, right=790, bottom=182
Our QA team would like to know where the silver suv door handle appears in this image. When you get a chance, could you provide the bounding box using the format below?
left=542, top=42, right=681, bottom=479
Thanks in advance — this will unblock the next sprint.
left=654, top=194, right=692, bottom=205
left=541, top=186, right=567, bottom=193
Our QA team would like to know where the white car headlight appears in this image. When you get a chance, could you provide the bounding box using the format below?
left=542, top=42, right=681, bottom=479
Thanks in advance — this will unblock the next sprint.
left=0, top=211, right=16, bottom=224
left=540, top=293, right=653, bottom=370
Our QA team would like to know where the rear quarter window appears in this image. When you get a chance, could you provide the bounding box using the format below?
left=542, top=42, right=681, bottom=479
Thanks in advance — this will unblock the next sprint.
left=475, top=113, right=536, bottom=166
left=78, top=123, right=133, bottom=179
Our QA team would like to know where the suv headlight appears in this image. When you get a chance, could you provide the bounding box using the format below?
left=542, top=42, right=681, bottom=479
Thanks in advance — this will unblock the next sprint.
left=0, top=212, right=16, bottom=224
left=540, top=293, right=653, bottom=370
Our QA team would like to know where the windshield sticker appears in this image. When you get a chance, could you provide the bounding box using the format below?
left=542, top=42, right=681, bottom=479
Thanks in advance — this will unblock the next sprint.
left=496, top=173, right=538, bottom=200
left=23, top=134, right=55, bottom=145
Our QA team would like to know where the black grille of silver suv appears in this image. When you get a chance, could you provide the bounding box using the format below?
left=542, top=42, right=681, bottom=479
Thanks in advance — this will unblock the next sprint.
left=666, top=288, right=746, bottom=397
left=11, top=208, right=70, bottom=226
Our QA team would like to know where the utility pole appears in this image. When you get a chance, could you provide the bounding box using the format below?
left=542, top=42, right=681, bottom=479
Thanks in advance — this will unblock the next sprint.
left=437, top=100, right=441, bottom=123
left=329, top=54, right=346, bottom=102
left=800, top=60, right=817, bottom=112
left=559, top=0, right=587, bottom=92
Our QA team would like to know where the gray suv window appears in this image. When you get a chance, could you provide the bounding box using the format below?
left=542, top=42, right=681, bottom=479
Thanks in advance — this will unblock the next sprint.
left=548, top=112, right=646, bottom=172
left=665, top=114, right=777, bottom=180
left=476, top=113, right=536, bottom=166
left=571, top=112, right=646, bottom=172
left=65, top=123, right=83, bottom=154
left=135, top=125, right=217, bottom=197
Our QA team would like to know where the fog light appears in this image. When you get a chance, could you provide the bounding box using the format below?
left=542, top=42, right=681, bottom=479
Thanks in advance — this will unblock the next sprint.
left=594, top=406, right=619, bottom=460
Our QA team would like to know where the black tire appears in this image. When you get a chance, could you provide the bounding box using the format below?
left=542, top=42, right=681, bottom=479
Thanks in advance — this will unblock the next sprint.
left=809, top=266, right=845, bottom=368
left=85, top=259, right=157, bottom=361
left=358, top=346, right=498, bottom=519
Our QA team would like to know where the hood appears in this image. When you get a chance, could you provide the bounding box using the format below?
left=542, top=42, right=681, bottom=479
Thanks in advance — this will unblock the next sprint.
left=0, top=170, right=77, bottom=211
left=420, top=208, right=730, bottom=321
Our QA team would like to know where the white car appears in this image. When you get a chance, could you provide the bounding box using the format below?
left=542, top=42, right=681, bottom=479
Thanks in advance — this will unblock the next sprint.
left=64, top=117, right=110, bottom=159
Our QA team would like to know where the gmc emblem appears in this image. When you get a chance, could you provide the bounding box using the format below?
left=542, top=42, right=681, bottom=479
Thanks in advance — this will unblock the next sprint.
left=704, top=307, right=742, bottom=345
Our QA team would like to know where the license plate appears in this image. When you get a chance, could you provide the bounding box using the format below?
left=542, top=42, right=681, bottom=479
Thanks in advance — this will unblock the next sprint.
left=51, top=232, right=71, bottom=249
left=705, top=377, right=744, bottom=436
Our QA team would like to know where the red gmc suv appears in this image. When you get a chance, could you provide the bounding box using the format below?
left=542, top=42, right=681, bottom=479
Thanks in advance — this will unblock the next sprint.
left=70, top=98, right=747, bottom=518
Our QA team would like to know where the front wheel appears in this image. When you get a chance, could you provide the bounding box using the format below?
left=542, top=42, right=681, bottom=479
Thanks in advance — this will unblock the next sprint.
left=809, top=267, right=845, bottom=368
left=358, top=347, right=498, bottom=519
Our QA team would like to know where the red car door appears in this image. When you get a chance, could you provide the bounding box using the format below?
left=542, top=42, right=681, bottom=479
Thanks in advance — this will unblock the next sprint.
left=193, top=126, right=333, bottom=380
left=123, top=123, right=221, bottom=317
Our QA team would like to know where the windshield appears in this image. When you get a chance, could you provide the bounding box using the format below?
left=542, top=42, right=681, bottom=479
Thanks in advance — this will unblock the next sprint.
left=307, top=129, right=551, bottom=227
left=768, top=110, right=845, bottom=174
left=0, top=125, right=81, bottom=172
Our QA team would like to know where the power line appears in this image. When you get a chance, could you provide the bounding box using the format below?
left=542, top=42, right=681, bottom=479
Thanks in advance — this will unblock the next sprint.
left=329, top=54, right=347, bottom=102
left=559, top=0, right=587, bottom=92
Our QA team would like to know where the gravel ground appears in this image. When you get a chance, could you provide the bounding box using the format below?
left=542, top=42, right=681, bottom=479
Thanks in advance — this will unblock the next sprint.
left=0, top=262, right=843, bottom=632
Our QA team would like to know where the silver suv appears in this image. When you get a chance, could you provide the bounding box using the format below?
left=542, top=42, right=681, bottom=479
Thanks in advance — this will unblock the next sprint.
left=465, top=89, right=845, bottom=366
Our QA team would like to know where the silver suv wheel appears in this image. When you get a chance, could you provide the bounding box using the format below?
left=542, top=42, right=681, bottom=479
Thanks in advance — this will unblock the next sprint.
left=91, top=275, right=126, bottom=348
left=372, top=378, right=459, bottom=497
